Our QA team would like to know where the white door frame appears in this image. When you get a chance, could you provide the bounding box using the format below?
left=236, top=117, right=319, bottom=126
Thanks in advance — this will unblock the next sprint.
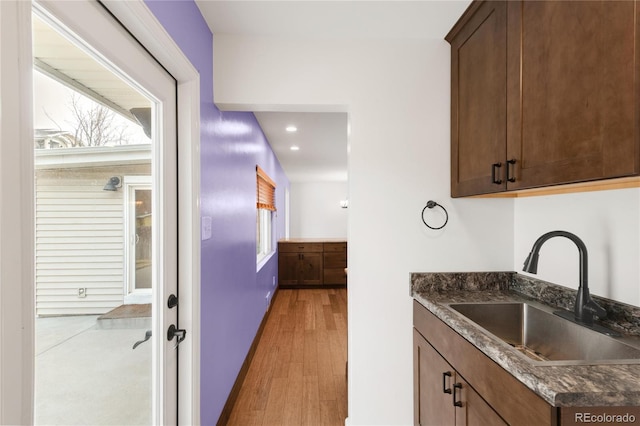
left=0, top=2, right=36, bottom=424
left=0, top=1, right=201, bottom=424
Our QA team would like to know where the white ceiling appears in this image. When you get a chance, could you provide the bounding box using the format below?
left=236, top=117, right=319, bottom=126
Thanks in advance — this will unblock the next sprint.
left=254, top=111, right=348, bottom=182
left=196, top=1, right=471, bottom=40
left=195, top=0, right=472, bottom=182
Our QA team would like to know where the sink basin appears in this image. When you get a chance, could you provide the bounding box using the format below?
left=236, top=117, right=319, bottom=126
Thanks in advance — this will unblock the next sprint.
left=447, top=302, right=640, bottom=365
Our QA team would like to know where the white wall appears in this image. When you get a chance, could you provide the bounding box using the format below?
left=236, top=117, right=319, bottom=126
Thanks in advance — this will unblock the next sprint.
left=214, top=35, right=514, bottom=425
left=212, top=11, right=640, bottom=426
left=289, top=181, right=348, bottom=239
left=515, top=189, right=640, bottom=306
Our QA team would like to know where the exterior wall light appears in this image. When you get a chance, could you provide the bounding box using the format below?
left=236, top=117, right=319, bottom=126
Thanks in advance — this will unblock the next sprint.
left=103, top=176, right=121, bottom=191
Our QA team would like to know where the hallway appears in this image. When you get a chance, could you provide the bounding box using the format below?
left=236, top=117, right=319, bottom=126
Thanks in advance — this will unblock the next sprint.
left=227, top=288, right=348, bottom=425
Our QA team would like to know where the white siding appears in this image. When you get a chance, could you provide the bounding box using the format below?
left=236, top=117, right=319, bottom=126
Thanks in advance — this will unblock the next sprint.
left=35, top=165, right=149, bottom=316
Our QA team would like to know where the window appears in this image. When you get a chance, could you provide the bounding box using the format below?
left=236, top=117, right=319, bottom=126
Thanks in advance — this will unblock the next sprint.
left=256, top=165, right=276, bottom=262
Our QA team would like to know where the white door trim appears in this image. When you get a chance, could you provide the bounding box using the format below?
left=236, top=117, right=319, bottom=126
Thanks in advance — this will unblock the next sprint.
left=100, top=3, right=202, bottom=424
left=0, top=0, right=201, bottom=424
left=0, top=1, right=35, bottom=424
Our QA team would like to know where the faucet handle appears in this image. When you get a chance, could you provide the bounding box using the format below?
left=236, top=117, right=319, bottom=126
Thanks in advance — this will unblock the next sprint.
left=584, top=298, right=607, bottom=320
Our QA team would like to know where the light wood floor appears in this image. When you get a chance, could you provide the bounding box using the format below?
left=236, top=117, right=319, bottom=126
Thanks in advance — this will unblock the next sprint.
left=227, top=288, right=348, bottom=426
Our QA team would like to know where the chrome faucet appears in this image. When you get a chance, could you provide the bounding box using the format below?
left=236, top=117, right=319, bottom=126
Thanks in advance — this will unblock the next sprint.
left=523, top=230, right=607, bottom=326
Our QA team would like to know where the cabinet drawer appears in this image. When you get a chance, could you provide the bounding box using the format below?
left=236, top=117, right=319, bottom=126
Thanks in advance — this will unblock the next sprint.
left=324, top=268, right=347, bottom=285
left=278, top=242, right=324, bottom=253
left=323, top=242, right=347, bottom=252
left=324, top=252, right=347, bottom=268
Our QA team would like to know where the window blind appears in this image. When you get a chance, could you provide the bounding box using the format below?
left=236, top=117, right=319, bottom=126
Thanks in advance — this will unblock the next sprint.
left=256, top=165, right=276, bottom=211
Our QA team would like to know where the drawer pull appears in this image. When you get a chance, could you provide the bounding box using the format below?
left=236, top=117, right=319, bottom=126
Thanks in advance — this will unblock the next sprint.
left=453, top=383, right=463, bottom=407
left=491, top=162, right=503, bottom=185
left=442, top=371, right=452, bottom=394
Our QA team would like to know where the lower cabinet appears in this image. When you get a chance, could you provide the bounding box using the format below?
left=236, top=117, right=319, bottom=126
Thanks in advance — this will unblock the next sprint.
left=278, top=247, right=323, bottom=286
left=278, top=241, right=347, bottom=287
left=323, top=242, right=347, bottom=285
left=413, top=301, right=556, bottom=426
left=414, top=329, right=506, bottom=426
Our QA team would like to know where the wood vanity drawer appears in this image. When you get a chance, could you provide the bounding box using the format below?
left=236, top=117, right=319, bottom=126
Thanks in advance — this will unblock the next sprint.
left=324, top=242, right=347, bottom=252
left=278, top=242, right=323, bottom=253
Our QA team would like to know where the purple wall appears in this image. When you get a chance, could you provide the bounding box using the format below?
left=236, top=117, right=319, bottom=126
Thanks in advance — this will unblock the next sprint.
left=144, top=1, right=289, bottom=423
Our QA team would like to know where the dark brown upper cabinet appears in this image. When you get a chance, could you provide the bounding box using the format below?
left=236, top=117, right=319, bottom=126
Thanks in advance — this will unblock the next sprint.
left=448, top=1, right=508, bottom=197
left=447, top=1, right=640, bottom=198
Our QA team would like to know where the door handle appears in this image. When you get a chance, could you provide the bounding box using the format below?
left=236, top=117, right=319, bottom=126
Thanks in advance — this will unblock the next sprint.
left=453, top=382, right=463, bottom=407
left=491, top=162, right=503, bottom=185
left=133, top=329, right=152, bottom=350
left=442, top=371, right=452, bottom=394
left=167, top=324, right=186, bottom=349
left=507, top=158, right=517, bottom=182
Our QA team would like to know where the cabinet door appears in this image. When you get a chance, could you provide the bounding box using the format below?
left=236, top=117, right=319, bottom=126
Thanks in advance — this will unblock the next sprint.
left=454, top=377, right=507, bottom=426
left=324, top=251, right=346, bottom=269
left=414, top=329, right=455, bottom=426
left=449, top=1, right=508, bottom=197
left=506, top=0, right=639, bottom=190
left=323, top=243, right=347, bottom=285
left=414, top=329, right=506, bottom=426
left=300, top=252, right=323, bottom=285
left=278, top=252, right=301, bottom=286
left=323, top=268, right=347, bottom=285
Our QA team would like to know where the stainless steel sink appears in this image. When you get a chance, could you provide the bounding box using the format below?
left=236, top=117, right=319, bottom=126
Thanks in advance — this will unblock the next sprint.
left=447, top=302, right=640, bottom=365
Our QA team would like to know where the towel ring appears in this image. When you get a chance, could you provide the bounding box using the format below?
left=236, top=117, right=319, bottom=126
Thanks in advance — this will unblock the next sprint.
left=421, top=200, right=448, bottom=230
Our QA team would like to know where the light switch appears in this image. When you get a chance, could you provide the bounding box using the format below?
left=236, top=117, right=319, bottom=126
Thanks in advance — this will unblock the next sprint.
left=202, top=216, right=212, bottom=240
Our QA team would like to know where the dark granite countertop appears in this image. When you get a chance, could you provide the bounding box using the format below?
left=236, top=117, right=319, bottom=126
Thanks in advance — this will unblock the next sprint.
left=411, top=272, right=640, bottom=407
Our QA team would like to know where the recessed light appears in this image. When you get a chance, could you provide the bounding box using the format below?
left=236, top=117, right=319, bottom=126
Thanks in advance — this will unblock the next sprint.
left=286, top=125, right=297, bottom=133
left=290, top=145, right=300, bottom=151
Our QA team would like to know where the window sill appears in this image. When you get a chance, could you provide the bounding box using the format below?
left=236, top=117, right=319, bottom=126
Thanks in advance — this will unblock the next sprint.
left=256, top=250, right=276, bottom=272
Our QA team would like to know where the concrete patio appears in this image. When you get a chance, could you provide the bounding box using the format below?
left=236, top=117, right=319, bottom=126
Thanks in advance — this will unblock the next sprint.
left=35, top=314, right=151, bottom=425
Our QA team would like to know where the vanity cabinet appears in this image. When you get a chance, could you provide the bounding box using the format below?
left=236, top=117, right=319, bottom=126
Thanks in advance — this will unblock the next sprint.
left=414, top=329, right=506, bottom=426
left=447, top=1, right=640, bottom=197
left=413, top=301, right=556, bottom=425
left=278, top=240, right=347, bottom=287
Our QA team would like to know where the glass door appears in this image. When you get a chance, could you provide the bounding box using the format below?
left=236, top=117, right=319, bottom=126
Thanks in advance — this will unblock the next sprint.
left=32, top=1, right=178, bottom=424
